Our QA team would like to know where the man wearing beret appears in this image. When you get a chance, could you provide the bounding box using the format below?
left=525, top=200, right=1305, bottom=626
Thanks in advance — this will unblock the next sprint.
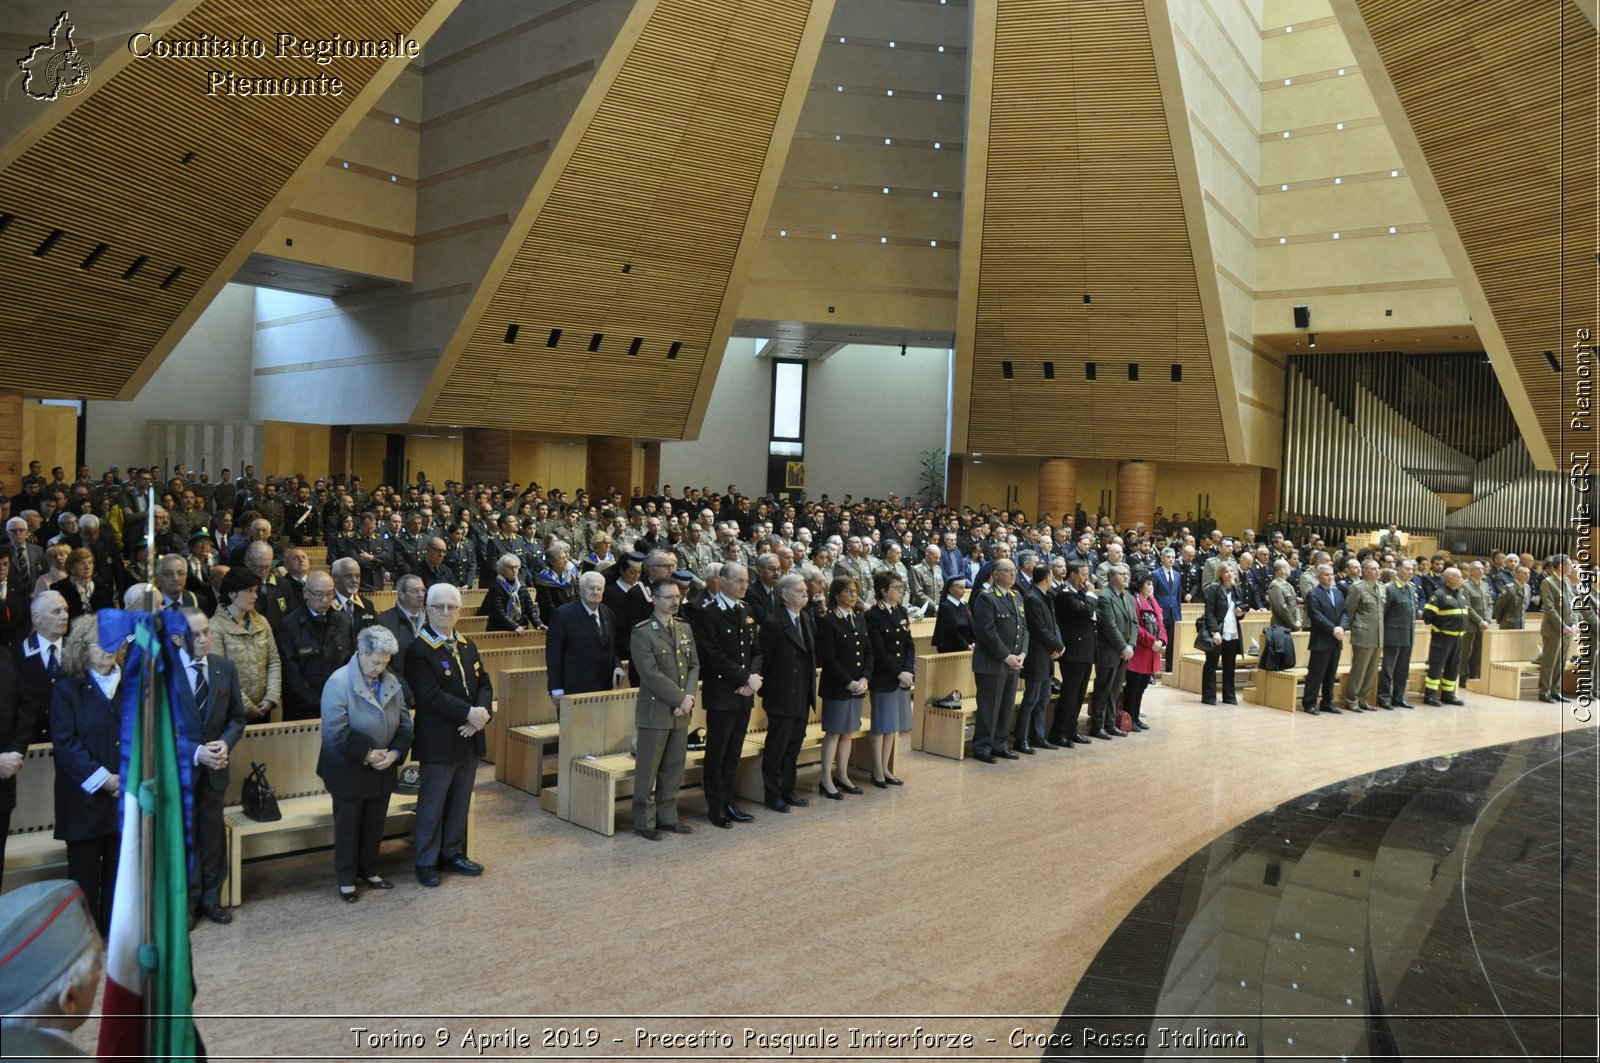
left=0, top=880, right=102, bottom=1057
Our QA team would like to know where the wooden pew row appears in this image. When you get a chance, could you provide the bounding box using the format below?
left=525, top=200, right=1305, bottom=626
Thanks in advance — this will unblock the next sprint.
left=913, top=651, right=1073, bottom=761
left=494, top=668, right=559, bottom=794
left=1465, top=626, right=1542, bottom=697
left=477, top=640, right=547, bottom=765
left=220, top=720, right=476, bottom=908
left=365, top=587, right=488, bottom=614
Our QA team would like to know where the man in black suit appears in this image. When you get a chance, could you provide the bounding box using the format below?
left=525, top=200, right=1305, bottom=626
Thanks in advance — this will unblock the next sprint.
left=4, top=518, right=44, bottom=588
left=1050, top=561, right=1096, bottom=746
left=175, top=609, right=248, bottom=925
left=416, top=537, right=457, bottom=589
left=277, top=571, right=354, bottom=720
left=66, top=513, right=127, bottom=594
left=546, top=572, right=622, bottom=701
left=754, top=572, right=814, bottom=813
left=405, top=583, right=492, bottom=887
left=688, top=561, right=762, bottom=828
left=0, top=552, right=31, bottom=647
left=153, top=553, right=202, bottom=614
left=1301, top=564, right=1346, bottom=715
left=0, top=648, right=36, bottom=888
left=745, top=553, right=781, bottom=624
left=1014, top=559, right=1064, bottom=753
left=376, top=574, right=428, bottom=674
left=12, top=591, right=69, bottom=742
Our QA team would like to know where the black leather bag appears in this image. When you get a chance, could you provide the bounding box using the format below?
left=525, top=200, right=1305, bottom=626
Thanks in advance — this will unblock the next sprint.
left=241, top=761, right=282, bottom=822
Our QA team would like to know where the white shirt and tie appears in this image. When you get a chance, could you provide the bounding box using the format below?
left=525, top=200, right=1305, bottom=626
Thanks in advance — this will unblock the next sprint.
left=179, top=647, right=212, bottom=766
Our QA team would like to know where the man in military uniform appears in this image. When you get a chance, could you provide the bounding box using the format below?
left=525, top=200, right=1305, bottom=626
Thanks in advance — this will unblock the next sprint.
left=906, top=544, right=942, bottom=620
left=405, top=583, right=491, bottom=884
left=1422, top=566, right=1469, bottom=706
left=1459, top=560, right=1492, bottom=681
left=1267, top=558, right=1301, bottom=633
left=675, top=520, right=717, bottom=577
left=254, top=480, right=285, bottom=537
left=970, top=559, right=1029, bottom=762
left=1493, top=565, right=1531, bottom=629
left=444, top=528, right=476, bottom=589
left=630, top=577, right=701, bottom=840
left=342, top=512, right=390, bottom=591
left=1342, top=560, right=1385, bottom=711
left=282, top=484, right=318, bottom=547
left=1377, top=561, right=1419, bottom=709
left=833, top=536, right=877, bottom=607
left=686, top=561, right=761, bottom=828
left=1538, top=554, right=1578, bottom=703
left=276, top=571, right=354, bottom=720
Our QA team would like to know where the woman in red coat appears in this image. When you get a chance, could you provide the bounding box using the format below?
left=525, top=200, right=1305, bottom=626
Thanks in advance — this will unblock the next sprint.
left=1123, top=571, right=1166, bottom=731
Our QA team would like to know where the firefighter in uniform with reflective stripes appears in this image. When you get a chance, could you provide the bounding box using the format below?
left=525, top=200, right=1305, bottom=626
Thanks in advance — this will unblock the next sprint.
left=1422, top=566, right=1469, bottom=706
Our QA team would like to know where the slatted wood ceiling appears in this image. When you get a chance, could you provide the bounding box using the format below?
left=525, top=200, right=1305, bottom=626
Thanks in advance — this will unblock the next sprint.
left=1353, top=0, right=1594, bottom=468
left=418, top=0, right=818, bottom=436
left=961, top=0, right=1227, bottom=461
left=0, top=0, right=444, bottom=399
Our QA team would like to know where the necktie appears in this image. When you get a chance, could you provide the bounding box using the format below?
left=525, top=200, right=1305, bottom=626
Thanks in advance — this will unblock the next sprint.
left=18, top=552, right=29, bottom=582
left=593, top=609, right=603, bottom=636
left=46, top=643, right=59, bottom=678
left=193, top=662, right=209, bottom=719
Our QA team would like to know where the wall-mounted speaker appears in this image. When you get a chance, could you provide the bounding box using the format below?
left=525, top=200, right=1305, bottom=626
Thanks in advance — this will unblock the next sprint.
left=1293, top=305, right=1310, bottom=329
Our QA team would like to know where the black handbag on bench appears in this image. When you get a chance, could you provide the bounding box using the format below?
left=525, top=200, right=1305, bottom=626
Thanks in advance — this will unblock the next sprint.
left=241, top=762, right=282, bottom=822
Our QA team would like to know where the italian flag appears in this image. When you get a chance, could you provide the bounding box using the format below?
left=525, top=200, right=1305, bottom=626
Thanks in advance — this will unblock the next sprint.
left=97, top=611, right=199, bottom=1060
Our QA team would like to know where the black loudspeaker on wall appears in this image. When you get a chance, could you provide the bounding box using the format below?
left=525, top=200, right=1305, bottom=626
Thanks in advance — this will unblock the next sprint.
left=1293, top=305, right=1310, bottom=329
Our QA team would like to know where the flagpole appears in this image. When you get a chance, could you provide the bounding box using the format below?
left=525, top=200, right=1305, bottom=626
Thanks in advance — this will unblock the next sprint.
left=142, top=483, right=157, bottom=1060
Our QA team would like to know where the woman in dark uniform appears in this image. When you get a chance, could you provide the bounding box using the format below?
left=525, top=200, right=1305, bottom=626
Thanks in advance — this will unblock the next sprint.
left=814, top=577, right=873, bottom=799
left=931, top=576, right=975, bottom=652
left=49, top=613, right=124, bottom=934
left=864, top=570, right=914, bottom=787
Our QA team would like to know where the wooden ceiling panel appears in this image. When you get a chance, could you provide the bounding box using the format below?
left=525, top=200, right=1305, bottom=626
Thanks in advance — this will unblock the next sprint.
left=417, top=0, right=832, bottom=436
left=0, top=0, right=453, bottom=398
left=954, top=0, right=1228, bottom=462
left=1346, top=0, right=1593, bottom=468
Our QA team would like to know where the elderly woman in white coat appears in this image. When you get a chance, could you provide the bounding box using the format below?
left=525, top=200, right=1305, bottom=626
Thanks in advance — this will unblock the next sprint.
left=318, top=624, right=413, bottom=903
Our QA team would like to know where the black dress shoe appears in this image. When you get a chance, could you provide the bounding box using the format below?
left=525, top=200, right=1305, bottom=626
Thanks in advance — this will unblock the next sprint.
left=665, top=822, right=694, bottom=834
left=834, top=776, right=864, bottom=794
left=782, top=793, right=809, bottom=807
left=339, top=888, right=358, bottom=903
left=1200, top=697, right=1217, bottom=705
left=1133, top=720, right=1150, bottom=731
left=1087, top=728, right=1112, bottom=741
left=974, top=751, right=998, bottom=763
left=819, top=783, right=844, bottom=800
left=1396, top=699, right=1415, bottom=709
left=871, top=777, right=889, bottom=788
left=1539, top=693, right=1556, bottom=703
left=997, top=748, right=1020, bottom=759
left=1068, top=730, right=1091, bottom=745
left=636, top=828, right=662, bottom=841
left=765, top=799, right=790, bottom=813
left=883, top=774, right=903, bottom=785
left=709, top=813, right=732, bottom=828
left=1036, top=739, right=1060, bottom=750
left=1322, top=705, right=1342, bottom=714
left=364, top=876, right=394, bottom=890
left=1106, top=725, right=1127, bottom=737
left=1016, top=743, right=1036, bottom=755
left=1554, top=693, right=1572, bottom=703
left=725, top=803, right=754, bottom=823
left=415, top=866, right=440, bottom=887
left=196, top=905, right=232, bottom=925
left=1377, top=698, right=1392, bottom=709
left=1222, top=698, right=1239, bottom=705
left=1299, top=705, right=1320, bottom=715
left=1424, top=693, right=1442, bottom=706
left=439, top=855, right=483, bottom=876
left=1443, top=695, right=1464, bottom=706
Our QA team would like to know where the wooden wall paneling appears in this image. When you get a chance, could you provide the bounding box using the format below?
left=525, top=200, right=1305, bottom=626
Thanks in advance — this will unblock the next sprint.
left=0, top=0, right=462, bottom=401
left=0, top=391, right=21, bottom=486
left=20, top=403, right=78, bottom=482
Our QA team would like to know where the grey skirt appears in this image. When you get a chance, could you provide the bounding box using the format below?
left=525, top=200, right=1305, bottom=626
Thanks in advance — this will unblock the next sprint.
left=820, top=696, right=864, bottom=734
left=870, top=688, right=912, bottom=734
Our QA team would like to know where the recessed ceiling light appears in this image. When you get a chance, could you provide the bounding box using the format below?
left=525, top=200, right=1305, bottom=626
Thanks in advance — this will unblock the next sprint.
left=1281, top=184, right=1289, bottom=191
left=393, top=116, right=400, bottom=124
left=779, top=229, right=787, bottom=236
left=1388, top=226, right=1397, bottom=233
left=1338, top=68, right=1346, bottom=76
left=1285, top=24, right=1293, bottom=32
left=933, top=141, right=941, bottom=149
left=1279, top=237, right=1287, bottom=244
left=888, top=41, right=896, bottom=47
left=835, top=134, right=841, bottom=140
left=932, top=191, right=939, bottom=197
left=1332, top=232, right=1341, bottom=239
left=1391, top=170, right=1399, bottom=177
left=1284, top=78, right=1292, bottom=85
left=1336, top=122, right=1345, bottom=130
left=1282, top=131, right=1291, bottom=138
left=1334, top=177, right=1342, bottom=184
left=838, top=36, right=845, bottom=43
left=930, top=240, right=937, bottom=246
left=885, top=137, right=892, bottom=145
left=342, top=161, right=349, bottom=168
left=880, top=236, right=888, bottom=243
left=938, top=45, right=945, bottom=52
left=886, top=89, right=894, bottom=96
left=830, top=233, right=837, bottom=240
left=883, top=187, right=890, bottom=193
left=836, top=85, right=843, bottom=91
left=936, top=93, right=943, bottom=100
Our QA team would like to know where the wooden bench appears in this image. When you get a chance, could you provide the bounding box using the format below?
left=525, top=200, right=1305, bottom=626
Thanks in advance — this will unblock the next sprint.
left=495, top=667, right=559, bottom=793
left=1, top=745, right=68, bottom=891
left=1465, top=626, right=1541, bottom=695
left=366, top=586, right=488, bottom=614
left=914, top=651, right=978, bottom=755
left=475, top=639, right=548, bottom=764
left=1489, top=660, right=1542, bottom=700
left=456, top=615, right=489, bottom=634
left=221, top=720, right=474, bottom=907
left=1250, top=661, right=1427, bottom=712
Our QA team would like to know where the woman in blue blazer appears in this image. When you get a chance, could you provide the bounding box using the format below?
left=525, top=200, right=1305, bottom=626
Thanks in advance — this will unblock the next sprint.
left=50, top=614, right=125, bottom=933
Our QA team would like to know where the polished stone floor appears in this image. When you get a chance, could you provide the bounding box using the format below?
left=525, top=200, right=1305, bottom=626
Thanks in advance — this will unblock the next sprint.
left=1060, top=726, right=1597, bottom=1060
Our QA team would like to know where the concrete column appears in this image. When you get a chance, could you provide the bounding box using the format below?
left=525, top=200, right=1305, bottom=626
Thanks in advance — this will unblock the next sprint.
left=1116, top=460, right=1157, bottom=529
left=1038, top=458, right=1078, bottom=524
